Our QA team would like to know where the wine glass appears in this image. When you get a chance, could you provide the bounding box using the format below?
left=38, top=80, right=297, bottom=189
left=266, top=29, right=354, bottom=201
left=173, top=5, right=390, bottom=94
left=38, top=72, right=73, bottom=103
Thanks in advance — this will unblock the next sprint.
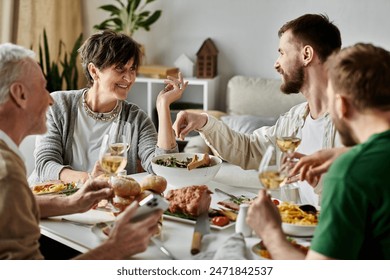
left=108, top=120, right=132, bottom=153
left=274, top=117, right=302, bottom=189
left=275, top=115, right=302, bottom=156
left=258, top=145, right=288, bottom=191
left=98, top=125, right=130, bottom=212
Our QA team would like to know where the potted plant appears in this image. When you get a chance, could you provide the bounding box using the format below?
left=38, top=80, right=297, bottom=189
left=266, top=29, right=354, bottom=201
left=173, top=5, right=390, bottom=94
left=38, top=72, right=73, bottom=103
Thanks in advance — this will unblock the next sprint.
left=38, top=29, right=83, bottom=92
left=93, top=0, right=162, bottom=37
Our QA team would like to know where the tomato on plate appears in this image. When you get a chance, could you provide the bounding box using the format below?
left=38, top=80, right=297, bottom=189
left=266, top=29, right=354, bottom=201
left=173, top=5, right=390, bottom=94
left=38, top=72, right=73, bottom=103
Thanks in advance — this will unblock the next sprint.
left=211, top=216, right=230, bottom=227
left=272, top=199, right=280, bottom=206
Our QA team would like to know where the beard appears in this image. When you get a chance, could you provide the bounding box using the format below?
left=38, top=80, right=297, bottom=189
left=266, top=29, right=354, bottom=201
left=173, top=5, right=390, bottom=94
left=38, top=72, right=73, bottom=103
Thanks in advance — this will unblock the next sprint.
left=333, top=116, right=357, bottom=146
left=280, top=64, right=304, bottom=94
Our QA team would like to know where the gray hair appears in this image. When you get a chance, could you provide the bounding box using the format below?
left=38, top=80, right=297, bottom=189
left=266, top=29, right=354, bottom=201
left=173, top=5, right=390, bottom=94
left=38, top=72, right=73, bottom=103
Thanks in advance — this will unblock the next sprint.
left=0, top=43, right=36, bottom=104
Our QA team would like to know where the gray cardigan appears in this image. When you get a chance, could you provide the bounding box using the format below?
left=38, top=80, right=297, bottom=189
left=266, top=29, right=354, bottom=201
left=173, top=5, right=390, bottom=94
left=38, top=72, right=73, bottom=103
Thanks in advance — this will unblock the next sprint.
left=29, top=89, right=177, bottom=184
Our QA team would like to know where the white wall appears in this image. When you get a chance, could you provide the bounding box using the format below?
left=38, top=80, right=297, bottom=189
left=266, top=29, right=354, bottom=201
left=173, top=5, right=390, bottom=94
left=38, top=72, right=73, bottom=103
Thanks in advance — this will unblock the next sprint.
left=82, top=0, right=390, bottom=110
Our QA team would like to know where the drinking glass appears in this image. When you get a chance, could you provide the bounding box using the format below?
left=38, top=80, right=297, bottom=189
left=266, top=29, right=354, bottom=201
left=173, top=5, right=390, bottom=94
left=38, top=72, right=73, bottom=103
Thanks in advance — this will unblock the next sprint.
left=265, top=116, right=303, bottom=203
left=258, top=146, right=288, bottom=191
left=275, top=115, right=302, bottom=156
left=98, top=121, right=131, bottom=212
left=108, top=120, right=132, bottom=153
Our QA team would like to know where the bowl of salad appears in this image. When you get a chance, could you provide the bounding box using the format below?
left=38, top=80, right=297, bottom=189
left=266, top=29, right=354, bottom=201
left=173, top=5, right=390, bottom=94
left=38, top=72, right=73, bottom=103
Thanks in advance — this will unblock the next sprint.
left=151, top=153, right=222, bottom=188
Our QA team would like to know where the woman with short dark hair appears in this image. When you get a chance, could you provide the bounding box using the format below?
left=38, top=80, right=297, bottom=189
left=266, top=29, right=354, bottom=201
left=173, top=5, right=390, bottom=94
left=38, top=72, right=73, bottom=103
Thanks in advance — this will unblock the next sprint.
left=29, top=30, right=186, bottom=184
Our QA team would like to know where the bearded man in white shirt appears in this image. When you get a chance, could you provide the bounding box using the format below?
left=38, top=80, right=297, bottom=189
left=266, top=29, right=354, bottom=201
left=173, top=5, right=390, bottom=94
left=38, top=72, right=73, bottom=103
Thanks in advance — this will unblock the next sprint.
left=173, top=14, right=343, bottom=206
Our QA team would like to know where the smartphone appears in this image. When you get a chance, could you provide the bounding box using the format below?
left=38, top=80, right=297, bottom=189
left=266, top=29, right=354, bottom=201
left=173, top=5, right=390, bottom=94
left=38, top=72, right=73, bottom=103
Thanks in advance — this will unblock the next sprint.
left=131, top=193, right=169, bottom=222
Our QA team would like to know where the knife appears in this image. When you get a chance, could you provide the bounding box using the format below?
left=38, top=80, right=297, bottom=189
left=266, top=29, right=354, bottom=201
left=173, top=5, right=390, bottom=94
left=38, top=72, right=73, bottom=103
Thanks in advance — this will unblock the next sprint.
left=191, top=211, right=210, bottom=255
left=215, top=188, right=240, bottom=200
left=151, top=237, right=177, bottom=260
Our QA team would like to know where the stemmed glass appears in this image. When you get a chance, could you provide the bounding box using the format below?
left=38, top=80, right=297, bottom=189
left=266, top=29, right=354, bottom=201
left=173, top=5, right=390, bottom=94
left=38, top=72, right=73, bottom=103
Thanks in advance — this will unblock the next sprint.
left=259, top=117, right=303, bottom=202
left=258, top=145, right=288, bottom=191
left=275, top=115, right=302, bottom=157
left=98, top=120, right=131, bottom=212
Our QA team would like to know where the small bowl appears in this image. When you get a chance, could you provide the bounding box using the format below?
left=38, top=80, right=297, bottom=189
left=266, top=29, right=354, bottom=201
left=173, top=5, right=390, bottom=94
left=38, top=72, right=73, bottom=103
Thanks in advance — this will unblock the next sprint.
left=151, top=153, right=222, bottom=188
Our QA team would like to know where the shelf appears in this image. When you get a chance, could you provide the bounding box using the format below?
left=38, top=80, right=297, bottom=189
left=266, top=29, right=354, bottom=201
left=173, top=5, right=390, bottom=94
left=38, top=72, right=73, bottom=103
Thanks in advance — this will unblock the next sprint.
left=127, top=76, right=220, bottom=125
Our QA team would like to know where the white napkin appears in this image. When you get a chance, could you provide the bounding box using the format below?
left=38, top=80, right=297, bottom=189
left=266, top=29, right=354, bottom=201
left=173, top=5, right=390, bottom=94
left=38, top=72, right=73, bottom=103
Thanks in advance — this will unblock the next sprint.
left=50, top=209, right=115, bottom=225
left=193, top=233, right=250, bottom=260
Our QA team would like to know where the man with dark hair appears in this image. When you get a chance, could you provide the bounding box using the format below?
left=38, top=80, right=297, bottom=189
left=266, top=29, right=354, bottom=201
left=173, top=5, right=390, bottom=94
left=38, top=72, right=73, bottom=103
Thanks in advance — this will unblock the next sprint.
left=247, top=43, right=390, bottom=259
left=172, top=14, right=342, bottom=205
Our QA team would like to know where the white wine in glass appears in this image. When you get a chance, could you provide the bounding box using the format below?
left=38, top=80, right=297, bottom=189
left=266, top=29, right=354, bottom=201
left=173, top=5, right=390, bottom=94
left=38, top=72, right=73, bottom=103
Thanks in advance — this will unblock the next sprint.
left=98, top=134, right=128, bottom=213
left=275, top=114, right=302, bottom=154
left=100, top=153, right=127, bottom=174
left=276, top=137, right=301, bottom=153
left=259, top=167, right=288, bottom=190
left=258, top=146, right=288, bottom=190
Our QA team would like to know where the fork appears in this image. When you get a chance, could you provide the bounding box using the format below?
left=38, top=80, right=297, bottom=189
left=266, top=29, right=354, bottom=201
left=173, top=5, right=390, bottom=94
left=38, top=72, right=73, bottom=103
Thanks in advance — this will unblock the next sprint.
left=61, top=218, right=93, bottom=228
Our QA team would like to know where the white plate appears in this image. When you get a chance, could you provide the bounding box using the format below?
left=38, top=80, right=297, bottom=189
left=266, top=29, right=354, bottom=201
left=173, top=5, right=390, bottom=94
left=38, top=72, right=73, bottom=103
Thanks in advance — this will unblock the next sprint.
left=252, top=238, right=311, bottom=259
left=282, top=222, right=316, bottom=237
left=163, top=213, right=234, bottom=230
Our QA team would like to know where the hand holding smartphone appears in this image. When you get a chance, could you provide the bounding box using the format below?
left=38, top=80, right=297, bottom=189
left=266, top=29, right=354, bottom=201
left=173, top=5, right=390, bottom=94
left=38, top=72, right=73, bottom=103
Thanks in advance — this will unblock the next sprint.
left=131, top=193, right=169, bottom=222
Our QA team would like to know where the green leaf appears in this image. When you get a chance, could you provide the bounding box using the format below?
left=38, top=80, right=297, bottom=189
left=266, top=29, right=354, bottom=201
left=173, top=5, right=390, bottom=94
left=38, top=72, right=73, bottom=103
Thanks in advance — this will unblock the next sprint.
left=94, top=0, right=162, bottom=36
left=114, top=0, right=126, bottom=9
left=133, top=0, right=142, bottom=11
left=98, top=5, right=121, bottom=16
left=141, top=10, right=161, bottom=26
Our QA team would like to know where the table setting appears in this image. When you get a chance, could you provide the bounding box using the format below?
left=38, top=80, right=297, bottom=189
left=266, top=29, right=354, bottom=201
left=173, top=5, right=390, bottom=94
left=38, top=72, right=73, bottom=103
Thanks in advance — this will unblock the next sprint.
left=38, top=152, right=317, bottom=260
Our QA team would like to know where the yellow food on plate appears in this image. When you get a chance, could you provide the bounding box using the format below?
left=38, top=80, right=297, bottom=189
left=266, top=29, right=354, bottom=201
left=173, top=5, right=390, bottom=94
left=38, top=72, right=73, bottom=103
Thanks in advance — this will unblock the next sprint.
left=278, top=202, right=318, bottom=226
left=32, top=181, right=77, bottom=195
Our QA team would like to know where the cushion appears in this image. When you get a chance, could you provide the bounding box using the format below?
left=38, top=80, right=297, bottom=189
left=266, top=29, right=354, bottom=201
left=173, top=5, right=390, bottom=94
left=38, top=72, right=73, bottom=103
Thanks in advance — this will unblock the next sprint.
left=221, top=115, right=277, bottom=134
left=183, top=135, right=211, bottom=154
left=226, top=76, right=305, bottom=117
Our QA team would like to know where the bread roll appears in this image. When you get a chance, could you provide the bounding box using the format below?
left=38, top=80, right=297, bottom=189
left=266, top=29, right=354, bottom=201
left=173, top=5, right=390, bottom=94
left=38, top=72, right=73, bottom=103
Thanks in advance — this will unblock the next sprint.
left=111, top=175, right=141, bottom=197
left=112, top=195, right=135, bottom=213
left=95, top=173, right=110, bottom=182
left=141, top=174, right=167, bottom=194
left=135, top=190, right=153, bottom=202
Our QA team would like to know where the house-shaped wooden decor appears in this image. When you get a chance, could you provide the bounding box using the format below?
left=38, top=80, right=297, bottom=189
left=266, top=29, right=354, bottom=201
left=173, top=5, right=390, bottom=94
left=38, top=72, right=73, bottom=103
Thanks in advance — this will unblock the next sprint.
left=196, top=38, right=218, bottom=79
left=174, top=54, right=195, bottom=77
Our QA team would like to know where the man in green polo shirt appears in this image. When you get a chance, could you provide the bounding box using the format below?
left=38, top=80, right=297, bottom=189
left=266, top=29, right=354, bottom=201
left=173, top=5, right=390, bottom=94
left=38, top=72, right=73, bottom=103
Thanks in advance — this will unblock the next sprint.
left=247, top=43, right=390, bottom=259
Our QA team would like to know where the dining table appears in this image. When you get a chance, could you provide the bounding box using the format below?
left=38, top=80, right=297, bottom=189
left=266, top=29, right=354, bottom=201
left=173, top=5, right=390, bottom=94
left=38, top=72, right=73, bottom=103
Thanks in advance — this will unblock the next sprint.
left=39, top=163, right=310, bottom=260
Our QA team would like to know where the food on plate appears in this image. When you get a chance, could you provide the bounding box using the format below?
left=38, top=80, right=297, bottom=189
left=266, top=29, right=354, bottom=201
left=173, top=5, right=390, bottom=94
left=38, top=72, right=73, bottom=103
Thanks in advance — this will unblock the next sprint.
left=135, top=189, right=153, bottom=202
left=155, top=153, right=212, bottom=170
left=217, top=208, right=238, bottom=221
left=155, top=156, right=192, bottom=168
left=187, top=153, right=210, bottom=170
left=165, top=185, right=212, bottom=217
left=31, top=181, right=77, bottom=195
left=140, top=174, right=167, bottom=194
left=217, top=195, right=254, bottom=211
left=211, top=216, right=230, bottom=227
left=111, top=175, right=141, bottom=212
left=252, top=238, right=309, bottom=259
left=278, top=202, right=318, bottom=226
left=272, top=199, right=280, bottom=206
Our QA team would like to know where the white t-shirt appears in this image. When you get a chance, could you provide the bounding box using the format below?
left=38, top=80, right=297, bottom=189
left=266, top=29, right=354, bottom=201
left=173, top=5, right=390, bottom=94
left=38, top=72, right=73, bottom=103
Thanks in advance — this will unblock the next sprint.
left=295, top=113, right=326, bottom=206
left=71, top=101, right=115, bottom=173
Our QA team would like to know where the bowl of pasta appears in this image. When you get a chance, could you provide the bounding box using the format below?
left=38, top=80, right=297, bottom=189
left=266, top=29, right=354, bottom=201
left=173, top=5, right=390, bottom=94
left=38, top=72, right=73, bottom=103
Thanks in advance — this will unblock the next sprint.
left=278, top=202, right=319, bottom=237
left=151, top=152, right=222, bottom=188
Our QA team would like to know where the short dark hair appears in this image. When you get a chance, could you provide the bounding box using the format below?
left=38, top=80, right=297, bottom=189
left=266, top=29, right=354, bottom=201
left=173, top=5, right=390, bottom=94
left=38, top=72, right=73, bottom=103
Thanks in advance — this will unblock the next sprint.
left=78, top=30, right=141, bottom=87
left=327, top=43, right=390, bottom=111
left=278, top=14, right=342, bottom=62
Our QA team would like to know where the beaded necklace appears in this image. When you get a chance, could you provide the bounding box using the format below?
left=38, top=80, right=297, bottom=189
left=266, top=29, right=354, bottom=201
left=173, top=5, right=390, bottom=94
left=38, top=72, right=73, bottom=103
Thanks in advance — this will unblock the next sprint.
left=82, top=90, right=121, bottom=122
